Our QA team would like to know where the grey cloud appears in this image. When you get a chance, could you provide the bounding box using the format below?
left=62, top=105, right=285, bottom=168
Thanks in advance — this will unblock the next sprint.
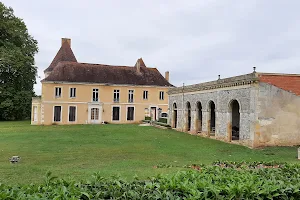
left=2, top=0, right=300, bottom=94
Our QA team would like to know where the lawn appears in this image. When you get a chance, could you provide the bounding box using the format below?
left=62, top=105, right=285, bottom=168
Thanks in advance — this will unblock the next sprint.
left=0, top=121, right=299, bottom=184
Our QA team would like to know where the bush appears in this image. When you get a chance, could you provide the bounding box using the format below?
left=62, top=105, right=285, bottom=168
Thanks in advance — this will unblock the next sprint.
left=1, top=163, right=300, bottom=199
left=145, top=116, right=151, bottom=121
left=158, top=118, right=167, bottom=124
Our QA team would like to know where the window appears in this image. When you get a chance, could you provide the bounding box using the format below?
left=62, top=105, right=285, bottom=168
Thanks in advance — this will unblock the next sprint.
left=55, top=87, right=62, bottom=98
left=70, top=88, right=76, bottom=98
left=127, top=107, right=134, bottom=120
left=93, top=89, right=99, bottom=102
left=128, top=90, right=134, bottom=103
left=112, top=107, right=120, bottom=121
left=113, top=90, right=120, bottom=102
left=53, top=106, right=61, bottom=122
left=143, top=91, right=148, bottom=100
left=159, top=91, right=164, bottom=100
left=33, top=106, right=37, bottom=122
left=69, top=106, right=76, bottom=122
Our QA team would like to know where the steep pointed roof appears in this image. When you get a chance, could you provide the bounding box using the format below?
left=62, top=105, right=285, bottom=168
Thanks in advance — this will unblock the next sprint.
left=44, top=40, right=77, bottom=73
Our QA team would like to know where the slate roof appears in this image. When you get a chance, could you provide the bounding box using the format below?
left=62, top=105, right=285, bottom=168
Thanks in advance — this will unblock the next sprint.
left=44, top=40, right=77, bottom=73
left=258, top=73, right=300, bottom=96
left=43, top=61, right=173, bottom=87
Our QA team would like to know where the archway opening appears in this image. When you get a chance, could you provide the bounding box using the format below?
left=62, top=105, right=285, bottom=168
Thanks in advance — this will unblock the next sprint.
left=186, top=102, right=191, bottom=131
left=172, top=103, right=177, bottom=128
left=196, top=102, right=202, bottom=132
left=230, top=100, right=240, bottom=140
left=209, top=101, right=216, bottom=134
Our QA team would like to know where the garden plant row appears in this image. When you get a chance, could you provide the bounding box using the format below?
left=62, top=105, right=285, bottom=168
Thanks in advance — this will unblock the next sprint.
left=1, top=161, right=300, bottom=199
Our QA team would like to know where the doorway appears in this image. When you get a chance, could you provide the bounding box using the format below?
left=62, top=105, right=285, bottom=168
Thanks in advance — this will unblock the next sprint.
left=230, top=100, right=240, bottom=140
left=186, top=102, right=191, bottom=131
left=91, top=108, right=100, bottom=124
left=196, top=101, right=202, bottom=132
left=150, top=107, right=157, bottom=121
left=208, top=101, right=216, bottom=135
left=172, top=103, right=177, bottom=128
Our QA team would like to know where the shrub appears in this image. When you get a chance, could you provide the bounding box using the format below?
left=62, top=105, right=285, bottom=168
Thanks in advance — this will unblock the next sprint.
left=158, top=118, right=167, bottom=124
left=1, top=163, right=300, bottom=199
left=145, top=116, right=151, bottom=121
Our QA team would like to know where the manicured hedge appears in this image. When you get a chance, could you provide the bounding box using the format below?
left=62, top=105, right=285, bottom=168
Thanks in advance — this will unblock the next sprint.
left=1, top=162, right=300, bottom=199
left=145, top=116, right=151, bottom=121
left=158, top=118, right=167, bottom=124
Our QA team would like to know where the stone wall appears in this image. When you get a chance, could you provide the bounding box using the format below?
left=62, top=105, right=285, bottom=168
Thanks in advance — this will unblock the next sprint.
left=255, top=83, right=300, bottom=147
left=169, top=85, right=257, bottom=146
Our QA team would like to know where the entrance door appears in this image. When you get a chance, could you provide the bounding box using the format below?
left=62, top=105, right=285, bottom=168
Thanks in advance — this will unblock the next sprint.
left=150, top=107, right=156, bottom=121
left=91, top=108, right=100, bottom=124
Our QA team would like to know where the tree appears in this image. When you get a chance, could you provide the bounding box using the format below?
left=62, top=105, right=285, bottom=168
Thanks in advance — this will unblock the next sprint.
left=0, top=2, right=38, bottom=120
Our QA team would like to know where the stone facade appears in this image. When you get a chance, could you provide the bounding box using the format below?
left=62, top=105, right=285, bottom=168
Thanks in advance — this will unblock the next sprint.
left=168, top=72, right=300, bottom=148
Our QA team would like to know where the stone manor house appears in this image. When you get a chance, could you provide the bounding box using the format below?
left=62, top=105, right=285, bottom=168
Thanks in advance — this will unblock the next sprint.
left=31, top=38, right=173, bottom=125
left=168, top=70, right=300, bottom=148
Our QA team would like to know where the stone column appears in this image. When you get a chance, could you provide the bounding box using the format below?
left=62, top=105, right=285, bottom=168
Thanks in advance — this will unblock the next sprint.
left=202, top=111, right=209, bottom=136
left=190, top=110, right=197, bottom=134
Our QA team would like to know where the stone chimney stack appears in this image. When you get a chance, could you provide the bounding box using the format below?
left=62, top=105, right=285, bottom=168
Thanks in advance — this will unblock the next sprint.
left=165, top=71, right=170, bottom=82
left=136, top=60, right=141, bottom=73
left=62, top=38, right=71, bottom=47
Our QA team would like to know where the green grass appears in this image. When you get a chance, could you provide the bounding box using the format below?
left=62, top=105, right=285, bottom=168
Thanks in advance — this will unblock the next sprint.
left=0, top=121, right=299, bottom=184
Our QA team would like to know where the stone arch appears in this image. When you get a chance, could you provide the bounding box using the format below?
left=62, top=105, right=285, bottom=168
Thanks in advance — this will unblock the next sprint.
left=172, top=102, right=177, bottom=128
left=207, top=100, right=216, bottom=136
left=185, top=101, right=192, bottom=131
left=228, top=99, right=240, bottom=141
left=195, top=101, right=203, bottom=132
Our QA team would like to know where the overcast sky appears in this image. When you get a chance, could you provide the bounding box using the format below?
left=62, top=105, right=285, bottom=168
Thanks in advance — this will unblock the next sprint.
left=3, top=0, right=300, bottom=95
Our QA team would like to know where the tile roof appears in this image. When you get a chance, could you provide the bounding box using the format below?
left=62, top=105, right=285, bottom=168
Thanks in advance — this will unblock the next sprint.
left=44, top=40, right=77, bottom=73
left=258, top=73, right=300, bottom=95
left=42, top=61, right=173, bottom=87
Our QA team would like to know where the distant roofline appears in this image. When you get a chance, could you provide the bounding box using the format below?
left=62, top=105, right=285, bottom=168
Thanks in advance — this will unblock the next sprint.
left=168, top=71, right=300, bottom=95
left=257, top=72, right=300, bottom=76
left=168, top=72, right=258, bottom=95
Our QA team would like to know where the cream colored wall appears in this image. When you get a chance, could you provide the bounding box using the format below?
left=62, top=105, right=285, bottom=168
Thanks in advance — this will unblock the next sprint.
left=38, top=82, right=170, bottom=125
left=254, top=83, right=300, bottom=147
left=31, top=103, right=41, bottom=125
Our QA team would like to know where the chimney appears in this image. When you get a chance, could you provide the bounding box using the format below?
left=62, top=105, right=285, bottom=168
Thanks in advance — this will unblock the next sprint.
left=135, top=58, right=146, bottom=74
left=165, top=71, right=169, bottom=82
left=136, top=59, right=141, bottom=73
left=61, top=38, right=71, bottom=47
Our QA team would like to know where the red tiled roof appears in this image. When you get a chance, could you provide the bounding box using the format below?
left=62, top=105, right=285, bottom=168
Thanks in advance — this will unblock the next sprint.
left=44, top=41, right=77, bottom=72
left=42, top=61, right=173, bottom=87
left=258, top=73, right=300, bottom=95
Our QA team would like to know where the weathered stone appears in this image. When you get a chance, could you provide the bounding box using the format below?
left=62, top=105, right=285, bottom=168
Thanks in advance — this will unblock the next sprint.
left=168, top=73, right=300, bottom=148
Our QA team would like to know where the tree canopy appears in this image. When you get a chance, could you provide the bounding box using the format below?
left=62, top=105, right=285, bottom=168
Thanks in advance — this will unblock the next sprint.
left=0, top=2, right=38, bottom=120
